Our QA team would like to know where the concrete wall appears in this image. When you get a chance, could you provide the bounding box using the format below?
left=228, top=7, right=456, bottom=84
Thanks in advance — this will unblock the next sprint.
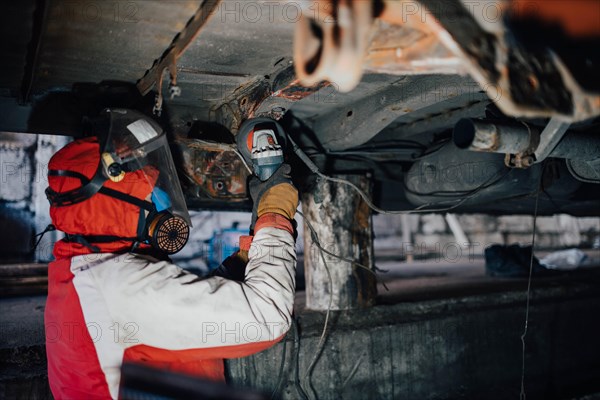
left=0, top=133, right=68, bottom=263
left=373, top=214, right=600, bottom=258
left=173, top=211, right=599, bottom=270
left=226, top=278, right=600, bottom=400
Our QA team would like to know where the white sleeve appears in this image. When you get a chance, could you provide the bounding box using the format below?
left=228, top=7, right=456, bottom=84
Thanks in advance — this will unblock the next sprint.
left=80, top=227, right=296, bottom=351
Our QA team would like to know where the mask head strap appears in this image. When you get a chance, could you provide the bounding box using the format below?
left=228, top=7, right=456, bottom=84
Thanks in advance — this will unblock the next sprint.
left=46, top=167, right=107, bottom=206
left=47, top=169, right=154, bottom=212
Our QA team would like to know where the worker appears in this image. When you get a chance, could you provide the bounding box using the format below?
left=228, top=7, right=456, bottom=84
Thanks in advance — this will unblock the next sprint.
left=43, top=109, right=298, bottom=399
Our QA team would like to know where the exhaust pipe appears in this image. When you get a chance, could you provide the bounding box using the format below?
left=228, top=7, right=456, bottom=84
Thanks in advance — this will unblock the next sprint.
left=453, top=119, right=533, bottom=154
left=453, top=119, right=600, bottom=161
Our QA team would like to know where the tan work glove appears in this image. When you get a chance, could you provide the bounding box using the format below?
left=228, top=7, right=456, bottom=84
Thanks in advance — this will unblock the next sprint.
left=249, top=164, right=298, bottom=233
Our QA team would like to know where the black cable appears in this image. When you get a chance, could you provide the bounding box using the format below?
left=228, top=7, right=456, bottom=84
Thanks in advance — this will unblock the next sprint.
left=286, top=131, right=509, bottom=214
left=342, top=139, right=427, bottom=151
left=270, top=329, right=288, bottom=400
left=410, top=139, right=451, bottom=160
left=298, top=210, right=389, bottom=289
left=324, top=152, right=406, bottom=185
left=293, top=319, right=310, bottom=400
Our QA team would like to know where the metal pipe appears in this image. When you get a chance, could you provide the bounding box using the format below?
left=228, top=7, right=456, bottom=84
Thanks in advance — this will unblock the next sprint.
left=453, top=119, right=600, bottom=161
left=453, top=119, right=532, bottom=154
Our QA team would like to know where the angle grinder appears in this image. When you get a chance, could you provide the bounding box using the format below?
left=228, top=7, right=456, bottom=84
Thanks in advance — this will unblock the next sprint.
left=236, top=118, right=287, bottom=181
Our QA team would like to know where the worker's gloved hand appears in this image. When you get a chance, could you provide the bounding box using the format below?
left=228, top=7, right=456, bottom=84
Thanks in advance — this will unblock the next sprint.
left=249, top=163, right=298, bottom=232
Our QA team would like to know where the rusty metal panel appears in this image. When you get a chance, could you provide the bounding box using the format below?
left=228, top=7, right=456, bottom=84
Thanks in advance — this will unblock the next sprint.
left=176, top=138, right=250, bottom=203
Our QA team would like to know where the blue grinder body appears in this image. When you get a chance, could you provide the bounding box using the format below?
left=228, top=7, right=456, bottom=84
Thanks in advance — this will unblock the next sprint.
left=236, top=118, right=287, bottom=182
left=253, top=153, right=284, bottom=181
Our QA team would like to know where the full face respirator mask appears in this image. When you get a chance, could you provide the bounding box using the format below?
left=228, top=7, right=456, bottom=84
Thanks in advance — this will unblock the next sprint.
left=45, top=109, right=191, bottom=255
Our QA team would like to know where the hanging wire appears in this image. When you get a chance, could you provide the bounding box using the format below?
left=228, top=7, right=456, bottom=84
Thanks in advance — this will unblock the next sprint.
left=293, top=318, right=310, bottom=400
left=520, top=178, right=542, bottom=400
left=270, top=328, right=288, bottom=400
left=298, top=210, right=389, bottom=284
left=297, top=211, right=333, bottom=400
left=240, top=128, right=518, bottom=398
left=297, top=206, right=389, bottom=399
left=286, top=132, right=509, bottom=216
left=314, top=169, right=509, bottom=215
left=295, top=144, right=545, bottom=399
left=288, top=139, right=507, bottom=398
left=297, top=211, right=333, bottom=347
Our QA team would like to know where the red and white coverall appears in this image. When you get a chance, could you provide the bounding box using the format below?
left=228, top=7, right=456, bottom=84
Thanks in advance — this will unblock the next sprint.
left=45, top=225, right=296, bottom=398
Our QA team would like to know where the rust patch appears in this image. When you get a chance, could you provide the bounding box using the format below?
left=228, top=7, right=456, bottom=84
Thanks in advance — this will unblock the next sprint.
left=176, top=139, right=250, bottom=200
left=272, top=79, right=330, bottom=101
left=489, top=132, right=500, bottom=152
left=509, top=0, right=600, bottom=38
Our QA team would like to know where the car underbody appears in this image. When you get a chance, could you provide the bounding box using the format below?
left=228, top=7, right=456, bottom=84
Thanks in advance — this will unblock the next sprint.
left=1, top=0, right=599, bottom=216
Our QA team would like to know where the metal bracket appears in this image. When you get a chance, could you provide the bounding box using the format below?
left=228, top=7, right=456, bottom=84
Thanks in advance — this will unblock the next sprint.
left=505, top=117, right=570, bottom=168
left=136, top=0, right=221, bottom=115
left=504, top=122, right=539, bottom=169
left=533, top=116, right=571, bottom=163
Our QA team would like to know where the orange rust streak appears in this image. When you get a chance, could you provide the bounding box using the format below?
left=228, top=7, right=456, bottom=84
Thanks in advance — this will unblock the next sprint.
left=510, top=0, right=600, bottom=38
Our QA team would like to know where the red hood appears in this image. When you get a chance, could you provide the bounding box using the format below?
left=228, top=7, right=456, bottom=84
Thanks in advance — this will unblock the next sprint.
left=48, top=137, right=158, bottom=257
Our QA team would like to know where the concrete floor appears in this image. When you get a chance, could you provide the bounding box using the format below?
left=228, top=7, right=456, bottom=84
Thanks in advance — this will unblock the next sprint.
left=375, top=250, right=600, bottom=303
left=2, top=253, right=600, bottom=399
left=233, top=253, right=600, bottom=400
